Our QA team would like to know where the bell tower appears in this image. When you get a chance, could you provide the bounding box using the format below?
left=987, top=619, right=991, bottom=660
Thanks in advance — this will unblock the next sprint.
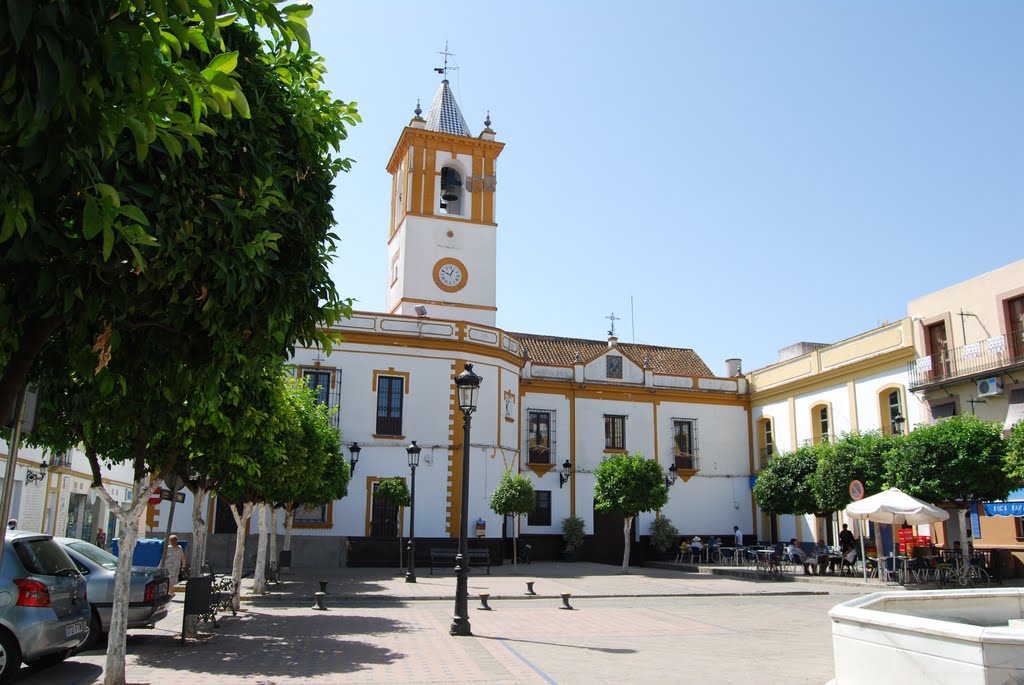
left=384, top=77, right=505, bottom=326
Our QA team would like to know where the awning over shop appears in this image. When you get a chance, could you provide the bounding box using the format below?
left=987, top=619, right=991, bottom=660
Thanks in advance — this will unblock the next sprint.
left=982, top=488, right=1024, bottom=517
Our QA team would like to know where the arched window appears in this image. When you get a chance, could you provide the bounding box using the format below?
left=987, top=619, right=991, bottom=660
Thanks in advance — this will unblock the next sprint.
left=439, top=166, right=464, bottom=216
left=878, top=387, right=906, bottom=435
left=811, top=403, right=831, bottom=445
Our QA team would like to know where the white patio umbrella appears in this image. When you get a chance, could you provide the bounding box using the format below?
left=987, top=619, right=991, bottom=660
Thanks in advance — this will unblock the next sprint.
left=844, top=487, right=949, bottom=582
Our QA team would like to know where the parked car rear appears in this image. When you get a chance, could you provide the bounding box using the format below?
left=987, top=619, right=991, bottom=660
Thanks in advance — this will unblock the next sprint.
left=0, top=530, right=90, bottom=684
left=55, top=537, right=172, bottom=650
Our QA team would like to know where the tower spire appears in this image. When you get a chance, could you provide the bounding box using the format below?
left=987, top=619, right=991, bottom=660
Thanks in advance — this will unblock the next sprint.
left=434, top=41, right=456, bottom=80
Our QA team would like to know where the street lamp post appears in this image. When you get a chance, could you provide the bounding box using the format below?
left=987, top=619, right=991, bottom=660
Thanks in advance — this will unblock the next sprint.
left=451, top=363, right=481, bottom=636
left=406, top=441, right=421, bottom=583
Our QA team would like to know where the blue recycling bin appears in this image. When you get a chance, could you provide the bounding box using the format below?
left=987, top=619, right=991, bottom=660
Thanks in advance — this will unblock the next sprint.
left=111, top=537, right=188, bottom=567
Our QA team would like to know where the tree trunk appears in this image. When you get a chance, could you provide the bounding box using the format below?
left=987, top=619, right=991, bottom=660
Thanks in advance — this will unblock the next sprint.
left=229, top=502, right=254, bottom=611
left=621, top=515, right=634, bottom=573
left=283, top=504, right=294, bottom=552
left=512, top=514, right=519, bottom=567
left=97, top=479, right=152, bottom=685
left=0, top=315, right=62, bottom=424
left=182, top=486, right=207, bottom=641
left=189, top=486, right=208, bottom=575
left=253, top=504, right=268, bottom=594
left=269, top=507, right=279, bottom=573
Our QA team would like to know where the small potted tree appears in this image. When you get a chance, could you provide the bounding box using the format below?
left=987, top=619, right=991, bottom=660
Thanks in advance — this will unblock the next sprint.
left=648, top=516, right=679, bottom=560
left=561, top=515, right=585, bottom=561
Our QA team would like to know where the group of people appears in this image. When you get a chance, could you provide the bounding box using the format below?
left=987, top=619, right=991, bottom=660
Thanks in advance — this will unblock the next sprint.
left=784, top=524, right=859, bottom=575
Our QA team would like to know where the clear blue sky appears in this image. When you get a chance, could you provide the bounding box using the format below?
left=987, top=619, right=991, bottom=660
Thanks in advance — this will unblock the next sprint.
left=306, top=1, right=1023, bottom=373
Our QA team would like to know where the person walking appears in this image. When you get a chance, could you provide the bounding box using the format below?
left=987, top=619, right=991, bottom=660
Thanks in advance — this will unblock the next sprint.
left=95, top=528, right=107, bottom=550
left=733, top=525, right=743, bottom=547
left=163, top=534, right=186, bottom=586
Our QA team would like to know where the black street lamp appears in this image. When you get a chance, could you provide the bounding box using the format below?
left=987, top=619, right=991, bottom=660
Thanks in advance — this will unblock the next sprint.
left=558, top=459, right=572, bottom=488
left=405, top=440, right=421, bottom=583
left=451, top=363, right=481, bottom=636
left=665, top=465, right=678, bottom=488
left=349, top=442, right=361, bottom=474
left=892, top=414, right=905, bottom=436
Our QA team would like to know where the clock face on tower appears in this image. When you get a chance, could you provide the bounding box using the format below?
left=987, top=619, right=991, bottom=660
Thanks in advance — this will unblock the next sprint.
left=433, top=257, right=468, bottom=293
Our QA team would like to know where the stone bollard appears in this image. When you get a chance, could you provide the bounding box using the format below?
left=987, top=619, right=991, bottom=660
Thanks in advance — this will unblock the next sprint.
left=319, top=580, right=329, bottom=594
left=560, top=593, right=573, bottom=610
left=525, top=581, right=536, bottom=595
left=478, top=593, right=492, bottom=610
left=312, top=591, right=328, bottom=611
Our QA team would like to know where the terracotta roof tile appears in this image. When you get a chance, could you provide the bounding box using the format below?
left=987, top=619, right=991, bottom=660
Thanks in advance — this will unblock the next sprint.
left=510, top=333, right=713, bottom=377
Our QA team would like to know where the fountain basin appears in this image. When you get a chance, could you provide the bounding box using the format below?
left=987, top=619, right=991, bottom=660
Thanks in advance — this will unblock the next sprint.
left=829, top=588, right=1024, bottom=685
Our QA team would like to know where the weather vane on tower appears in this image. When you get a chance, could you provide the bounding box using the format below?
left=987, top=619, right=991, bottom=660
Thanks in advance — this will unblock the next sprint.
left=434, top=41, right=458, bottom=79
left=606, top=312, right=619, bottom=337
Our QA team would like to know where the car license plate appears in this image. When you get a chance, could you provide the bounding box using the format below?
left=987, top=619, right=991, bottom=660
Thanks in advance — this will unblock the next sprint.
left=156, top=581, right=168, bottom=597
left=65, top=620, right=86, bottom=638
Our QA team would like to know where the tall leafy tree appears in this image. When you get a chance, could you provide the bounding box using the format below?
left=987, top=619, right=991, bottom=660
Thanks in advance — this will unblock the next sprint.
left=886, top=414, right=1012, bottom=559
left=0, top=1, right=357, bottom=423
left=374, top=478, right=410, bottom=568
left=752, top=445, right=820, bottom=516
left=593, top=452, right=668, bottom=572
left=813, top=432, right=892, bottom=512
left=489, top=470, right=535, bottom=565
left=1005, top=419, right=1024, bottom=485
left=8, top=7, right=359, bottom=683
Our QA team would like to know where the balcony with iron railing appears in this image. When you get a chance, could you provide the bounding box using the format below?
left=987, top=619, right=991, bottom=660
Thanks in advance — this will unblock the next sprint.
left=908, top=327, right=1024, bottom=390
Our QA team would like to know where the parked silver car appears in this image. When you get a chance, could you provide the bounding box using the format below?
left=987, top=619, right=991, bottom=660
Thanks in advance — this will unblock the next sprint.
left=0, top=530, right=90, bottom=684
left=55, top=537, right=173, bottom=650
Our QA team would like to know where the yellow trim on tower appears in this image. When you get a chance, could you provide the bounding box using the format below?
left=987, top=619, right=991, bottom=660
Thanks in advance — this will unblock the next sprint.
left=445, top=360, right=463, bottom=538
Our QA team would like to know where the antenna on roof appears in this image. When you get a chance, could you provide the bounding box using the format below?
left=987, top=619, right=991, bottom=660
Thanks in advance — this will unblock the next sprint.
left=435, top=41, right=458, bottom=79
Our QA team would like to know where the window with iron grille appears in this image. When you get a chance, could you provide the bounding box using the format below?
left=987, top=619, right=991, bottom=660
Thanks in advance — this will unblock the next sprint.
left=672, top=419, right=698, bottom=470
left=528, top=491, right=551, bottom=526
left=604, top=415, right=626, bottom=451
left=376, top=376, right=404, bottom=436
left=302, top=369, right=332, bottom=407
left=527, top=410, right=555, bottom=464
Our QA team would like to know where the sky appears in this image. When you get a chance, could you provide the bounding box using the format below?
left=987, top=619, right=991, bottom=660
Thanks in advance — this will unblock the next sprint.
left=305, top=1, right=1023, bottom=373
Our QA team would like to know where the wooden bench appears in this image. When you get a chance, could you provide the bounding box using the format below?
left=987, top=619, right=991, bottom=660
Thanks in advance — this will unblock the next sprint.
left=429, top=547, right=490, bottom=575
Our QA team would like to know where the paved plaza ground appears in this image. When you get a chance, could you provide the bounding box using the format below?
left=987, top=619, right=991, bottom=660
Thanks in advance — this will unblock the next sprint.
left=17, top=562, right=901, bottom=684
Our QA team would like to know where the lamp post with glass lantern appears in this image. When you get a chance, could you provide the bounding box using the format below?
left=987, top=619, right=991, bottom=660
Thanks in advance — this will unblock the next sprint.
left=405, top=441, right=421, bottom=583
left=451, top=363, right=481, bottom=636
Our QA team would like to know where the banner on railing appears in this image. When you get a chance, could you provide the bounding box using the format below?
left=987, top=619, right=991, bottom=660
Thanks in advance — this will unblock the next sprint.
left=987, top=336, right=1006, bottom=354
left=915, top=357, right=933, bottom=372
left=962, top=342, right=981, bottom=359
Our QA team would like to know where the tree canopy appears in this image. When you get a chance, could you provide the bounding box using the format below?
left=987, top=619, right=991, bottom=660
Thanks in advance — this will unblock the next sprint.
left=489, top=470, right=536, bottom=518
left=813, top=431, right=891, bottom=512
left=886, top=413, right=1012, bottom=507
left=0, top=1, right=358, bottom=423
left=753, top=444, right=820, bottom=515
left=593, top=452, right=669, bottom=517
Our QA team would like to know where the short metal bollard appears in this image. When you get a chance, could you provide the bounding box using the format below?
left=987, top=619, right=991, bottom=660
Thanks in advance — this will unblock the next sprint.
left=560, top=593, right=573, bottom=610
left=478, top=593, right=492, bottom=610
left=312, top=591, right=328, bottom=611
left=319, top=580, right=328, bottom=593
left=525, top=581, right=536, bottom=595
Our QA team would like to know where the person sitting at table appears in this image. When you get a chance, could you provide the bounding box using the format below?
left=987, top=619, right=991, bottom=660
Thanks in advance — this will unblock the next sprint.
left=840, top=543, right=858, bottom=576
left=785, top=539, right=813, bottom=575
left=687, top=536, right=704, bottom=561
left=706, top=535, right=719, bottom=549
left=813, top=540, right=831, bottom=575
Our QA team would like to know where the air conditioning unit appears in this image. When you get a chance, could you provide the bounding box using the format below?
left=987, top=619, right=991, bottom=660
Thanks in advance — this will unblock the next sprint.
left=977, top=377, right=1003, bottom=398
